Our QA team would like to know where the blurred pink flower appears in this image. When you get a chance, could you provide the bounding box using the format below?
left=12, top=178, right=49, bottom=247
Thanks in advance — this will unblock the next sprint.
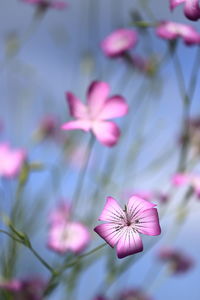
left=94, top=196, right=161, bottom=259
left=169, top=0, right=200, bottom=21
left=61, top=81, right=128, bottom=147
left=172, top=173, right=200, bottom=198
left=118, top=289, right=153, bottom=300
left=48, top=201, right=70, bottom=225
left=158, top=247, right=194, bottom=274
left=156, top=21, right=200, bottom=45
left=21, top=0, right=68, bottom=10
left=0, top=278, right=46, bottom=300
left=101, top=29, right=138, bottom=57
left=48, top=221, right=90, bottom=254
left=0, top=143, right=26, bottom=178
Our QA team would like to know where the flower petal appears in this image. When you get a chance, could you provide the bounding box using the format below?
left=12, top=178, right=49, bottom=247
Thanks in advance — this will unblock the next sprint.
left=127, top=195, right=155, bottom=222
left=116, top=228, right=143, bottom=258
left=98, top=196, right=125, bottom=223
left=136, top=208, right=161, bottom=236
left=169, top=0, right=185, bottom=10
left=92, top=121, right=120, bottom=147
left=94, top=223, right=124, bottom=247
left=66, top=92, right=88, bottom=119
left=172, top=173, right=190, bottom=185
left=87, top=81, right=110, bottom=118
left=184, top=0, right=200, bottom=21
left=61, top=120, right=91, bottom=132
left=98, top=96, right=128, bottom=120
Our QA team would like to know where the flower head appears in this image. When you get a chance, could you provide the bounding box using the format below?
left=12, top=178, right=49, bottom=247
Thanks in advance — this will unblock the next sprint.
left=21, top=0, right=68, bottom=11
left=118, top=288, right=153, bottom=300
left=61, top=81, right=128, bottom=147
left=101, top=29, right=138, bottom=57
left=156, top=21, right=200, bottom=45
left=94, top=196, right=161, bottom=259
left=0, top=143, right=26, bottom=178
left=48, top=201, right=70, bottom=225
left=172, top=173, right=200, bottom=198
left=169, top=0, right=200, bottom=21
left=158, top=247, right=194, bottom=274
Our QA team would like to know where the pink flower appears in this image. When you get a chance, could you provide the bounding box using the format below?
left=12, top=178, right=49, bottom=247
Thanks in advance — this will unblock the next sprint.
left=0, top=143, right=26, bottom=178
left=94, top=196, right=161, bottom=259
left=21, top=0, right=68, bottom=10
left=48, top=221, right=90, bottom=254
left=0, top=278, right=46, bottom=300
left=158, top=247, right=194, bottom=274
left=172, top=173, right=200, bottom=198
left=101, top=29, right=138, bottom=57
left=169, top=0, right=200, bottom=21
left=156, top=21, right=200, bottom=45
left=61, top=81, right=128, bottom=147
left=48, top=201, right=70, bottom=225
left=118, top=289, right=153, bottom=300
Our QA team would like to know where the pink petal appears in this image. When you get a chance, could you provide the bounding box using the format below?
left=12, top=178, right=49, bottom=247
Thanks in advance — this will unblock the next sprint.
left=92, top=121, right=120, bottom=147
left=127, top=196, right=155, bottom=221
left=136, top=208, right=161, bottom=236
left=66, top=92, right=88, bottom=119
left=98, top=196, right=125, bottom=223
left=98, top=96, right=128, bottom=120
left=94, top=223, right=124, bottom=247
left=172, top=173, right=190, bottom=185
left=116, top=228, right=143, bottom=259
left=87, top=81, right=110, bottom=118
left=61, top=120, right=91, bottom=132
left=169, top=0, right=185, bottom=10
left=184, top=0, right=200, bottom=21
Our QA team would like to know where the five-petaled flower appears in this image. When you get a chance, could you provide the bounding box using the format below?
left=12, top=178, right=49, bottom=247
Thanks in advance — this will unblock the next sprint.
left=169, top=0, right=200, bottom=21
left=101, top=28, right=138, bottom=57
left=61, top=81, right=128, bottom=147
left=156, top=21, right=200, bottom=45
left=94, top=196, right=161, bottom=259
left=0, top=143, right=26, bottom=178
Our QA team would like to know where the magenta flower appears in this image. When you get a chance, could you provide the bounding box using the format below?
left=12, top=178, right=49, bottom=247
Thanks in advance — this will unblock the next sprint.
left=158, top=247, right=194, bottom=274
left=169, top=0, right=200, bottom=21
left=156, top=21, right=200, bottom=45
left=172, top=173, right=200, bottom=198
left=61, top=81, right=128, bottom=147
left=21, top=0, right=68, bottom=10
left=101, top=29, right=138, bottom=57
left=0, top=143, right=26, bottom=178
left=94, top=196, right=161, bottom=259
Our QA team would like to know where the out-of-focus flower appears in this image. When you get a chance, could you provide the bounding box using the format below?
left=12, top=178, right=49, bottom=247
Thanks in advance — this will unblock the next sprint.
left=21, top=0, right=68, bottom=11
left=156, top=21, right=200, bottom=45
left=186, top=116, right=200, bottom=155
left=0, top=143, right=26, bottom=178
left=158, top=247, right=194, bottom=274
left=131, top=54, right=158, bottom=76
left=61, top=81, right=128, bottom=147
left=172, top=173, right=200, bottom=198
left=94, top=196, right=161, bottom=259
left=34, top=115, right=60, bottom=142
left=48, top=202, right=90, bottom=254
left=118, top=288, right=153, bottom=300
left=48, top=221, right=90, bottom=254
left=127, top=190, right=169, bottom=204
left=101, top=29, right=138, bottom=57
left=169, top=0, right=200, bottom=21
left=93, top=296, right=108, bottom=300
left=0, top=277, right=46, bottom=300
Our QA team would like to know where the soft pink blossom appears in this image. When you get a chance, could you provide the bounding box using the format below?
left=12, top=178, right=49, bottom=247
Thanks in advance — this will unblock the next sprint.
left=61, top=81, right=128, bottom=147
left=0, top=143, right=26, bottom=178
left=169, top=0, right=200, bottom=21
left=172, top=173, right=200, bottom=198
left=101, top=29, right=138, bottom=57
left=21, top=0, right=68, bottom=10
left=158, top=247, right=194, bottom=274
left=94, top=196, right=161, bottom=259
left=156, top=21, right=200, bottom=45
left=48, top=221, right=90, bottom=254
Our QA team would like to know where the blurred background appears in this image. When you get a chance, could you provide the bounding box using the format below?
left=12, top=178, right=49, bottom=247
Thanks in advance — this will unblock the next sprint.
left=0, top=0, right=200, bottom=299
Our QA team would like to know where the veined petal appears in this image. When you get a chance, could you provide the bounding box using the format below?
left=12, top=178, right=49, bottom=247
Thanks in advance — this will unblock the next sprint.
left=66, top=92, right=88, bottom=119
left=61, top=120, right=91, bottom=132
left=116, top=228, right=143, bottom=258
left=94, top=223, right=124, bottom=247
left=184, top=0, right=200, bottom=21
left=169, top=0, right=185, bottom=10
left=127, top=195, right=155, bottom=222
left=98, top=196, right=125, bottom=223
left=87, top=81, right=110, bottom=118
left=136, top=208, right=161, bottom=236
left=92, top=121, right=120, bottom=147
left=98, top=96, right=128, bottom=120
